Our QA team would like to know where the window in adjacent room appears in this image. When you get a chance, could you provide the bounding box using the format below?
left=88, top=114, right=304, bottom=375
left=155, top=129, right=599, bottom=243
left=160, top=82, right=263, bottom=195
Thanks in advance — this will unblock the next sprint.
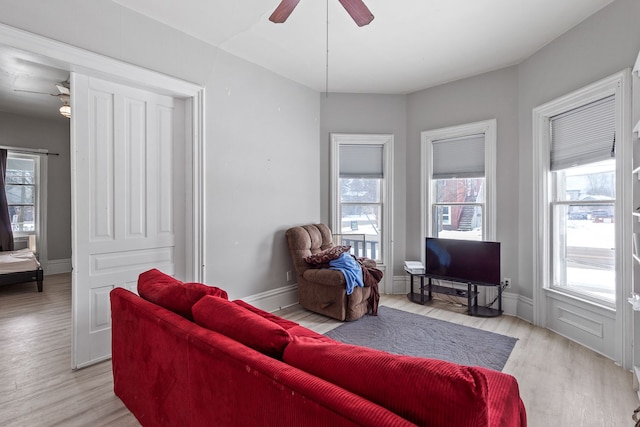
left=6, top=152, right=41, bottom=254
left=421, top=120, right=497, bottom=243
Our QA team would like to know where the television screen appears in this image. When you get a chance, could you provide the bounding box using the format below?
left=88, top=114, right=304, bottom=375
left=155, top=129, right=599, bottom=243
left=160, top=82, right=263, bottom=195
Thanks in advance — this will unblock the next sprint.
left=425, top=237, right=501, bottom=285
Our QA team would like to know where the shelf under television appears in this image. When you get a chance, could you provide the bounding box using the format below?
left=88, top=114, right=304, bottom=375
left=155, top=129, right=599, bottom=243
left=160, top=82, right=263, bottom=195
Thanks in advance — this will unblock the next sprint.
left=406, top=273, right=503, bottom=317
left=425, top=283, right=479, bottom=299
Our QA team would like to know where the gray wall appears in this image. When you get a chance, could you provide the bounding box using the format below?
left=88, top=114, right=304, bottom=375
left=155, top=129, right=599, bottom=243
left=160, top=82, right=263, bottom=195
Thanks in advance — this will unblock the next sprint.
left=405, top=66, right=520, bottom=292
left=516, top=0, right=640, bottom=299
left=0, top=1, right=322, bottom=299
left=320, top=0, right=640, bottom=302
left=204, top=50, right=320, bottom=299
left=0, top=0, right=216, bottom=86
left=320, top=94, right=407, bottom=275
left=3, top=0, right=640, bottom=306
left=0, top=112, right=71, bottom=261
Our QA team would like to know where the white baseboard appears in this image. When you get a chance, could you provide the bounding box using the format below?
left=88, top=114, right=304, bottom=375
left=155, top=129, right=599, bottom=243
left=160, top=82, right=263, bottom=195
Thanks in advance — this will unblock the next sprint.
left=44, top=258, right=72, bottom=275
left=391, top=275, right=410, bottom=294
left=242, top=283, right=299, bottom=313
left=515, top=294, right=534, bottom=323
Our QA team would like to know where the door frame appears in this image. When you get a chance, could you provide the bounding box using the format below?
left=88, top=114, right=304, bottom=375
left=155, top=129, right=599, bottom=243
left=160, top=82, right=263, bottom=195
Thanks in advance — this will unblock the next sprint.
left=0, top=23, right=206, bottom=364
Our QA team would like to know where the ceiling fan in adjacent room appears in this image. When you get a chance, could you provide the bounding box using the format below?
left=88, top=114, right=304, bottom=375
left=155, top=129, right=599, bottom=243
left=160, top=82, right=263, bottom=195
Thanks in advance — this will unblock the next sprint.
left=269, top=0, right=374, bottom=27
left=14, top=82, right=71, bottom=118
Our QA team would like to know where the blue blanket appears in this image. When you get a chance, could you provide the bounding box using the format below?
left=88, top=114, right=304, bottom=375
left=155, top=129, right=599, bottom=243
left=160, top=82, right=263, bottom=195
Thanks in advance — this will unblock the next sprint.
left=329, top=252, right=364, bottom=295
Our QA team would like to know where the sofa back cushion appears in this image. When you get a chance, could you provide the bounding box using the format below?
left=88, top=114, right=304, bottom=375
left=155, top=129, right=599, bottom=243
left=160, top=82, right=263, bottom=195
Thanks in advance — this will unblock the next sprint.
left=137, top=269, right=228, bottom=320
left=192, top=296, right=292, bottom=359
left=282, top=337, right=490, bottom=427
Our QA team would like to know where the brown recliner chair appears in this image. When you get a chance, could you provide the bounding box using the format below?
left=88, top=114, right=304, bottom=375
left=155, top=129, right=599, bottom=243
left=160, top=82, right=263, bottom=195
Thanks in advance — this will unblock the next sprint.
left=285, top=223, right=371, bottom=321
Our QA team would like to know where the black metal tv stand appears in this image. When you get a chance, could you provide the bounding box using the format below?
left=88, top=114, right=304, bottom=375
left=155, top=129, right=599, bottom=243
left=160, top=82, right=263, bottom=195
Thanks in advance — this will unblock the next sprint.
left=406, top=273, right=502, bottom=317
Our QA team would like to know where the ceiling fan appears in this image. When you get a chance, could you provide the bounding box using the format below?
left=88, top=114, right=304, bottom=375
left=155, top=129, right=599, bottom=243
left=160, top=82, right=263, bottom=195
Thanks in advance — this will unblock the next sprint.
left=269, top=0, right=374, bottom=27
left=13, top=82, right=71, bottom=118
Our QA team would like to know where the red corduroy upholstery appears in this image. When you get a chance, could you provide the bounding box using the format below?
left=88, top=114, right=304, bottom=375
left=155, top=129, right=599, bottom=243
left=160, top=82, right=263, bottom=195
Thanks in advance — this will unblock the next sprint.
left=192, top=295, right=292, bottom=359
left=111, top=287, right=415, bottom=427
left=111, top=270, right=526, bottom=427
left=137, top=268, right=228, bottom=320
left=284, top=337, right=492, bottom=426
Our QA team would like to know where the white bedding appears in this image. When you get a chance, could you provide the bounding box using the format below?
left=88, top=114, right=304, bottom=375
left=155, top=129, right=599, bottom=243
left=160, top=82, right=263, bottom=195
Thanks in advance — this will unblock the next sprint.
left=0, top=248, right=41, bottom=274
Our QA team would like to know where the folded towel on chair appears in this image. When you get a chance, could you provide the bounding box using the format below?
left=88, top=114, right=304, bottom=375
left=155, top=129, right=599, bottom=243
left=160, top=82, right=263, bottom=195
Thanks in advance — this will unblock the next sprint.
left=329, top=252, right=364, bottom=295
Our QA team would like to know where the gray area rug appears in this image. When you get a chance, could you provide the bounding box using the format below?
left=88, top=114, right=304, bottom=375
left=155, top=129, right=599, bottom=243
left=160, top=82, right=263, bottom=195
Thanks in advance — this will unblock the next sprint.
left=325, top=306, right=517, bottom=371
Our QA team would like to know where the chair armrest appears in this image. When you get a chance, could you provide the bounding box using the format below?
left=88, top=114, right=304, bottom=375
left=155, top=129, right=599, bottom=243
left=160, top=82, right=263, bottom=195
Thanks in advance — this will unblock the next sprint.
left=303, top=269, right=346, bottom=287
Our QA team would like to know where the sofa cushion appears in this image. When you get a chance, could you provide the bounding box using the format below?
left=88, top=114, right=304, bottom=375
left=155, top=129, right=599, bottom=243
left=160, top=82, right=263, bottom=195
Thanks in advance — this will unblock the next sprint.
left=282, top=337, right=490, bottom=427
left=232, top=299, right=300, bottom=330
left=192, top=296, right=292, bottom=359
left=137, top=269, right=228, bottom=320
left=231, top=300, right=336, bottom=342
left=304, top=245, right=351, bottom=265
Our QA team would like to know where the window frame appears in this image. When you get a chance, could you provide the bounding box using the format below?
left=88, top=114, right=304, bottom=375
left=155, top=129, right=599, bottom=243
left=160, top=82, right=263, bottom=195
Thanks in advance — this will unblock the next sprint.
left=330, top=133, right=393, bottom=286
left=532, top=70, right=632, bottom=333
left=5, top=150, right=47, bottom=262
left=550, top=161, right=616, bottom=305
left=421, top=119, right=497, bottom=256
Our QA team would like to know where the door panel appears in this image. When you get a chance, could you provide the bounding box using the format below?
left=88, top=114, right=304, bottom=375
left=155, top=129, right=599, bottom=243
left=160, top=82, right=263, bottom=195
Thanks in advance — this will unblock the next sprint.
left=71, top=73, right=181, bottom=368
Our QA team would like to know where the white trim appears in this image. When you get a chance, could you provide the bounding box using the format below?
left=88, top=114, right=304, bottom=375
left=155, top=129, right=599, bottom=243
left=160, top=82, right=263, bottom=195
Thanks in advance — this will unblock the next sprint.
left=242, top=284, right=299, bottom=313
left=188, top=90, right=206, bottom=282
left=329, top=133, right=394, bottom=294
left=45, top=258, right=72, bottom=275
left=420, top=119, right=498, bottom=250
left=0, top=23, right=201, bottom=97
left=38, top=153, right=47, bottom=270
left=532, top=70, right=632, bottom=368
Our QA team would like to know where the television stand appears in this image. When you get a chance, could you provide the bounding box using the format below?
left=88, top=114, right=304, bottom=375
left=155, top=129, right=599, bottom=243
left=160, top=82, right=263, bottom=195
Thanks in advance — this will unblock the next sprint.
left=406, top=274, right=502, bottom=317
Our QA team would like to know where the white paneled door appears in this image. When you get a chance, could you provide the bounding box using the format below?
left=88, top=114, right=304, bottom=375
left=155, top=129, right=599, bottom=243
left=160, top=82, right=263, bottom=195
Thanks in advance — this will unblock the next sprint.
left=71, top=73, right=185, bottom=369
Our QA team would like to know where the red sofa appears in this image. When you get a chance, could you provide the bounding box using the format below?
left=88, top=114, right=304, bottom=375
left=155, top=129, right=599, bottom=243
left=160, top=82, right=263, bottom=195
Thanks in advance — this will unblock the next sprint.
left=111, top=269, right=527, bottom=427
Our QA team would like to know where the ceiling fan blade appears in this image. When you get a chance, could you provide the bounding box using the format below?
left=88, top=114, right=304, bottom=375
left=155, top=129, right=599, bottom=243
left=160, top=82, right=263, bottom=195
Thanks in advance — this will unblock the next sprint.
left=269, top=0, right=301, bottom=23
left=55, top=84, right=70, bottom=95
left=13, top=89, right=57, bottom=96
left=338, top=0, right=374, bottom=27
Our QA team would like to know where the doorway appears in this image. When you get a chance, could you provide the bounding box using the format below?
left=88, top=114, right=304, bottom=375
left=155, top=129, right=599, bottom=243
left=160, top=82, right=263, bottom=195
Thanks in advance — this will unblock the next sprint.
left=0, top=23, right=204, bottom=369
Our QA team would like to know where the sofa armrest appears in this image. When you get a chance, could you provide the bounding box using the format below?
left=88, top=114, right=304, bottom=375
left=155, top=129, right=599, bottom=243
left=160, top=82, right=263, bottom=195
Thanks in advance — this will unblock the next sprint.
left=303, top=268, right=346, bottom=287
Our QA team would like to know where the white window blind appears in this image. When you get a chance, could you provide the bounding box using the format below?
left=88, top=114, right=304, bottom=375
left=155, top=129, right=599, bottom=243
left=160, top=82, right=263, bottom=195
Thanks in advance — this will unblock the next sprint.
left=339, top=144, right=383, bottom=178
left=432, top=134, right=485, bottom=179
left=550, top=95, right=615, bottom=171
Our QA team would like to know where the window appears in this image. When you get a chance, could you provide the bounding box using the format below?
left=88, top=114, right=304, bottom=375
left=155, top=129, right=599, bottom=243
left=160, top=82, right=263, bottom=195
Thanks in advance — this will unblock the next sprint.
left=532, top=69, right=631, bottom=337
left=422, top=120, right=496, bottom=244
left=441, top=206, right=451, bottom=226
left=549, top=95, right=617, bottom=304
left=330, top=134, right=393, bottom=267
left=6, top=152, right=42, bottom=255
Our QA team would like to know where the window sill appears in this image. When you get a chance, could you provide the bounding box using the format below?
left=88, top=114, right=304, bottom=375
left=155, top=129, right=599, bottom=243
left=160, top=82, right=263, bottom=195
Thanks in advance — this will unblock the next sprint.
left=544, top=287, right=616, bottom=314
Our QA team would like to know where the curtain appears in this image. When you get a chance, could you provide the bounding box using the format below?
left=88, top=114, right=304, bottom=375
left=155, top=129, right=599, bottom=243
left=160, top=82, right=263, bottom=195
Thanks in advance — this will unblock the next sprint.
left=0, top=149, right=14, bottom=251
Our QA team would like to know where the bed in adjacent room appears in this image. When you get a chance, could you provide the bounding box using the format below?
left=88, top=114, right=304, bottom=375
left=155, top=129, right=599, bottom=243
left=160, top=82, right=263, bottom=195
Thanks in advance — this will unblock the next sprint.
left=0, top=248, right=43, bottom=292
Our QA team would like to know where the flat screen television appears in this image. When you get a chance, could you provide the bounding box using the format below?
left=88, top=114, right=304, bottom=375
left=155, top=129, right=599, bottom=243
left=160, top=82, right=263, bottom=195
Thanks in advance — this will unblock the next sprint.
left=425, top=237, right=501, bottom=286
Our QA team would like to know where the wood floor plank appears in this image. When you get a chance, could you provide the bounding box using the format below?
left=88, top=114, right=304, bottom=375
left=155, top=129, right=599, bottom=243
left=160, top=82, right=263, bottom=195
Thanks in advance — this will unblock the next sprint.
left=0, top=275, right=636, bottom=426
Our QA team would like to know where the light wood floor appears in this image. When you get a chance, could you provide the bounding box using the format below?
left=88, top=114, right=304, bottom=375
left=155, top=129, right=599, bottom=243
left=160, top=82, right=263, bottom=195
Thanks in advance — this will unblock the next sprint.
left=0, top=274, right=637, bottom=426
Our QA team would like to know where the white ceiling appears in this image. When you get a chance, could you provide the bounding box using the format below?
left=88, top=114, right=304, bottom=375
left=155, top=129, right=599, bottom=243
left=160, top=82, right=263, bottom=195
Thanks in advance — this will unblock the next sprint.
left=0, top=0, right=614, bottom=119
left=111, top=0, right=614, bottom=94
